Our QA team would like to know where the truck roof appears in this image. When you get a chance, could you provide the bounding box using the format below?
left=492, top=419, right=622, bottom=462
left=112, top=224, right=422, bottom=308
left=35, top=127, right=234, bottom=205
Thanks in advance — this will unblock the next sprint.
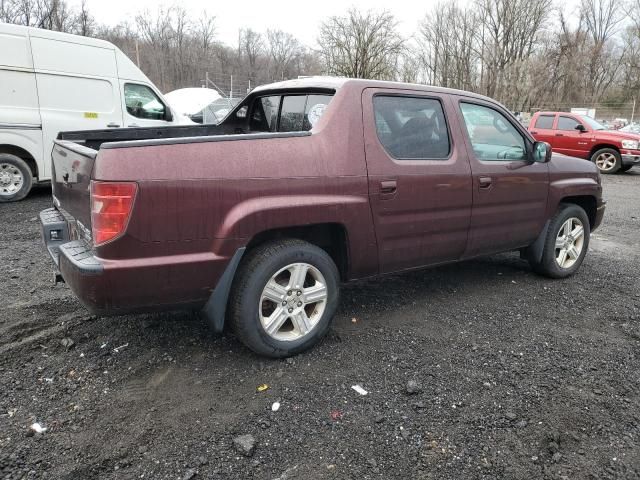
left=252, top=76, right=497, bottom=103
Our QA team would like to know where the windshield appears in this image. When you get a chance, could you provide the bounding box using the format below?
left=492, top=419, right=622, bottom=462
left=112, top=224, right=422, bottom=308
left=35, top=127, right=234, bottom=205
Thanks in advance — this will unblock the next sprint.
left=580, top=116, right=606, bottom=130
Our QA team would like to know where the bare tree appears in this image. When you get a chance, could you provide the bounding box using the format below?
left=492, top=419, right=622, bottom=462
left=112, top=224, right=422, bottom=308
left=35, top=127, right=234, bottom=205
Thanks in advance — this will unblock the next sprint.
left=267, top=29, right=302, bottom=80
left=317, top=9, right=405, bottom=80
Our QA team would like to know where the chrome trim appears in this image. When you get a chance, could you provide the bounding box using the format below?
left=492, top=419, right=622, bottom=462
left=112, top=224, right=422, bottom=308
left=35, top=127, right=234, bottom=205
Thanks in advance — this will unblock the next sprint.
left=0, top=122, right=42, bottom=130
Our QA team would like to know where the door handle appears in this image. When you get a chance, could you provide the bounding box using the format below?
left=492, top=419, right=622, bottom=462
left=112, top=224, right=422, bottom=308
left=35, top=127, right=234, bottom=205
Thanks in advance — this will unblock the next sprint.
left=380, top=180, right=397, bottom=195
left=530, top=130, right=538, bottom=134
left=128, top=124, right=139, bottom=127
left=479, top=176, right=492, bottom=189
left=106, top=122, right=120, bottom=128
left=555, top=133, right=564, bottom=136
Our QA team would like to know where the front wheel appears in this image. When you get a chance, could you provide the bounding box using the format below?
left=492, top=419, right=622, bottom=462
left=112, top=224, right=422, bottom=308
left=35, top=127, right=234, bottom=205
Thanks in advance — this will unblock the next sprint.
left=529, top=203, right=590, bottom=279
left=0, top=154, right=33, bottom=202
left=228, top=239, right=340, bottom=358
left=591, top=148, right=621, bottom=174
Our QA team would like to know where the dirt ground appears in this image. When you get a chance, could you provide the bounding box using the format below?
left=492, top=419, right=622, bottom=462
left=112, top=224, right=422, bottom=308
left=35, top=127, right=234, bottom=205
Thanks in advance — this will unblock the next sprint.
left=1, top=172, right=639, bottom=480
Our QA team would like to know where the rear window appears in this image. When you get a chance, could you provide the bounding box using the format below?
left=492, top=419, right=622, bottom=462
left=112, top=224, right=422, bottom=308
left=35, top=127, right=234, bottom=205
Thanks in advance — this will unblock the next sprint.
left=249, top=93, right=333, bottom=133
left=534, top=115, right=554, bottom=129
left=373, top=95, right=450, bottom=159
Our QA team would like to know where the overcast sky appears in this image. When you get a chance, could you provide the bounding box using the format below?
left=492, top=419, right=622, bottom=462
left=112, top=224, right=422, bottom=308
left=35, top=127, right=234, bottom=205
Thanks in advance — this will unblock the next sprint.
left=69, top=0, right=440, bottom=47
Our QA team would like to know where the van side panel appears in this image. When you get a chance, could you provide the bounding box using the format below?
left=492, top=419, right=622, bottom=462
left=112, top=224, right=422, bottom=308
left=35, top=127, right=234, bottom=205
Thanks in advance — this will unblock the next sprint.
left=30, top=36, right=118, bottom=78
left=0, top=29, right=33, bottom=69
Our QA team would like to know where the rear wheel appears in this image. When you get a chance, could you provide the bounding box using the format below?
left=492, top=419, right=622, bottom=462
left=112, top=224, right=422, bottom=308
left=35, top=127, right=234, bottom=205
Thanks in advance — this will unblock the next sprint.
left=591, top=148, right=621, bottom=174
left=0, top=154, right=33, bottom=202
left=228, top=239, right=340, bottom=358
left=529, top=203, right=590, bottom=279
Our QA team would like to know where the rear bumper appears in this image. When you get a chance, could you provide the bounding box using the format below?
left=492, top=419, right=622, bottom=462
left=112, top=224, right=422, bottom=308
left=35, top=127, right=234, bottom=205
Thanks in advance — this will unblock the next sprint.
left=40, top=207, right=237, bottom=316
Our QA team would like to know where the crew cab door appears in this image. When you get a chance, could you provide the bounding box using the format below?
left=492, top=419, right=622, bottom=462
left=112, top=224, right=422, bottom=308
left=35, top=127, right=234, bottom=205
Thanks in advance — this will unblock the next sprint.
left=362, top=88, right=472, bottom=273
left=453, top=97, right=549, bottom=257
left=553, top=114, right=589, bottom=158
left=529, top=113, right=555, bottom=144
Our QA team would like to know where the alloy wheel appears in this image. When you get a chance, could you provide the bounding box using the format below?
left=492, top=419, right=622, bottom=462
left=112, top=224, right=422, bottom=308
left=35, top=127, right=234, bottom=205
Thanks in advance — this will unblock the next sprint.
left=258, top=262, right=328, bottom=341
left=0, top=163, right=24, bottom=197
left=555, top=217, right=585, bottom=269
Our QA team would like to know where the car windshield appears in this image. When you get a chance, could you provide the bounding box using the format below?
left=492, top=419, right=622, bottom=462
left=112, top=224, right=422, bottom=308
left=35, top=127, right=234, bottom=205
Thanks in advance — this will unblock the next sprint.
left=580, top=116, right=606, bottom=130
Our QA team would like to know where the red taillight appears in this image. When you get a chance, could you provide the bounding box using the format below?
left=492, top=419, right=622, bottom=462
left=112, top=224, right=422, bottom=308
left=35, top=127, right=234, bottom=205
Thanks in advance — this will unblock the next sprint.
left=90, top=181, right=137, bottom=245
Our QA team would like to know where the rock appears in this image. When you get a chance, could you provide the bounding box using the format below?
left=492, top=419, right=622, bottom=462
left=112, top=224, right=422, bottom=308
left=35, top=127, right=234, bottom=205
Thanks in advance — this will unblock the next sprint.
left=374, top=415, right=385, bottom=424
left=552, top=452, right=562, bottom=463
left=505, top=412, right=517, bottom=421
left=406, top=380, right=422, bottom=395
left=233, top=434, right=256, bottom=457
left=516, top=420, right=528, bottom=428
left=182, top=468, right=197, bottom=480
left=548, top=441, right=560, bottom=454
left=60, top=338, right=75, bottom=350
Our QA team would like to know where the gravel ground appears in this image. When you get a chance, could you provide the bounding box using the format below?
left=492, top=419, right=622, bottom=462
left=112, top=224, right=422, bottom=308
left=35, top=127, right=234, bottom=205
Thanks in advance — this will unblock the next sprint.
left=1, top=173, right=639, bottom=480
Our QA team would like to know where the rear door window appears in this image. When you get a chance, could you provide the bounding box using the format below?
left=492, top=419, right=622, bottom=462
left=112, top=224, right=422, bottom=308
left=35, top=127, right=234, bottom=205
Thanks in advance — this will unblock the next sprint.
left=250, top=95, right=280, bottom=132
left=372, top=95, right=450, bottom=159
left=534, top=115, right=554, bottom=129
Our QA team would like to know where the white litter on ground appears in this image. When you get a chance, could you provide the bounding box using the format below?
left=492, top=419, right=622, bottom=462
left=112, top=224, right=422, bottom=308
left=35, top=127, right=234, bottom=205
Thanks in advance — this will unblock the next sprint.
left=272, top=402, right=281, bottom=412
left=351, top=385, right=368, bottom=396
left=30, top=423, right=46, bottom=433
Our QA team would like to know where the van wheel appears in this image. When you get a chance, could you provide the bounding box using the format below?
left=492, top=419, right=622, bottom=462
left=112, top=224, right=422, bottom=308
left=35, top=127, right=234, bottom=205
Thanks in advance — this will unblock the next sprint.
left=228, top=239, right=340, bottom=358
left=0, top=154, right=33, bottom=202
left=529, top=203, right=590, bottom=279
left=591, top=148, right=621, bottom=174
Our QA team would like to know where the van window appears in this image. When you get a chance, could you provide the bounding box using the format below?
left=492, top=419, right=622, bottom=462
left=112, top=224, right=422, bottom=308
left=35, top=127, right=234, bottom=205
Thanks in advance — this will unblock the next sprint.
left=38, top=74, right=114, bottom=112
left=124, top=84, right=166, bottom=120
left=373, top=95, right=450, bottom=159
left=534, top=115, right=554, bottom=129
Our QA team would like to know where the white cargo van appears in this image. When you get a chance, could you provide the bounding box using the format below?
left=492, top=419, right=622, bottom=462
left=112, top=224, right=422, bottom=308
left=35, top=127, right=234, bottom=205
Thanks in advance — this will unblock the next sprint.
left=0, top=23, right=185, bottom=201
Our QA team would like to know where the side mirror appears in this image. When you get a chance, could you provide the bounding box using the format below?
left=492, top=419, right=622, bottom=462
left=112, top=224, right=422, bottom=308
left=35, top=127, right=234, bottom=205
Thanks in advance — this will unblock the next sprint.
left=532, top=141, right=552, bottom=163
left=165, top=107, right=174, bottom=122
left=236, top=106, right=248, bottom=119
left=575, top=124, right=586, bottom=133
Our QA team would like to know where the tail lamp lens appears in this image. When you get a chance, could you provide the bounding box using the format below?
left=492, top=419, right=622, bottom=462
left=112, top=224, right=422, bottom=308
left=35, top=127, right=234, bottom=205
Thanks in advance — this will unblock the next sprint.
left=90, top=181, right=137, bottom=245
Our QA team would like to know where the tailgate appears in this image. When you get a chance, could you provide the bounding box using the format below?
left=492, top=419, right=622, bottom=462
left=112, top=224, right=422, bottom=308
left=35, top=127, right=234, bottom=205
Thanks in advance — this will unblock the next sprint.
left=51, top=139, right=97, bottom=244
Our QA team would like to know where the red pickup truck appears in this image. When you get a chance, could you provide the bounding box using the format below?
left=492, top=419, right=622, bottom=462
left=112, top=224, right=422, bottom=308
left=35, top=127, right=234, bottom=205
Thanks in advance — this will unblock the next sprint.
left=41, top=78, right=605, bottom=357
left=528, top=111, right=640, bottom=174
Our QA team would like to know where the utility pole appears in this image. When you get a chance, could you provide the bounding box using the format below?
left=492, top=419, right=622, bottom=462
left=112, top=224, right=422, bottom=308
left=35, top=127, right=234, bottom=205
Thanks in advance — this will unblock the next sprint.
left=135, top=40, right=140, bottom=67
left=632, top=97, right=636, bottom=124
left=230, top=75, right=233, bottom=100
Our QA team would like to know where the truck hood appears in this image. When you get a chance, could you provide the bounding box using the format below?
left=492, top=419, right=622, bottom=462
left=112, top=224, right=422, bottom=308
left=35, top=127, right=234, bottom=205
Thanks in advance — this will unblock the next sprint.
left=592, top=129, right=640, bottom=141
left=549, top=152, right=599, bottom=181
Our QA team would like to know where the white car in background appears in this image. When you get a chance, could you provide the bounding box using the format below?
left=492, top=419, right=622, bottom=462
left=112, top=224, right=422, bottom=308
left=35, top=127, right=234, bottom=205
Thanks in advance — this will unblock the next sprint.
left=0, top=23, right=186, bottom=202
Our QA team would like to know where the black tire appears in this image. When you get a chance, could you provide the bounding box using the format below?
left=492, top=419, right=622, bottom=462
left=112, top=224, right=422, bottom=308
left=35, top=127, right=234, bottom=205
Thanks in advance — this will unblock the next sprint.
left=228, top=239, right=340, bottom=358
left=529, top=203, right=590, bottom=279
left=590, top=147, right=621, bottom=174
left=620, top=164, right=633, bottom=172
left=0, top=153, right=33, bottom=202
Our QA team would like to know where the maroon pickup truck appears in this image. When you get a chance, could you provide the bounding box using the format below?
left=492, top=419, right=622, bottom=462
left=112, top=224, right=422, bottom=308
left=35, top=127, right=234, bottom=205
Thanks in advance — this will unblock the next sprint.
left=41, top=78, right=605, bottom=357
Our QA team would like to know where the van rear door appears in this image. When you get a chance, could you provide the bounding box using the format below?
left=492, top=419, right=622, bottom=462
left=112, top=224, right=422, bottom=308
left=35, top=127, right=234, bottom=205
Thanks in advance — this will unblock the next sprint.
left=29, top=31, right=124, bottom=177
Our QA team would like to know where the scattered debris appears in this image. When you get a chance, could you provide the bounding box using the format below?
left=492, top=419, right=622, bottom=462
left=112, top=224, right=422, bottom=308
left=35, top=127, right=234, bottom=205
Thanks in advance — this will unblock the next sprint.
left=351, top=385, right=368, bottom=396
left=60, top=338, right=75, bottom=350
left=505, top=412, right=518, bottom=421
left=44, top=377, right=53, bottom=383
left=100, top=342, right=108, bottom=349
left=330, top=410, right=342, bottom=421
left=273, top=465, right=298, bottom=480
left=405, top=380, right=422, bottom=395
left=271, top=402, right=281, bottom=412
left=233, top=434, right=256, bottom=457
left=30, top=423, right=47, bottom=434
left=351, top=317, right=357, bottom=324
left=182, top=468, right=197, bottom=480
left=113, top=343, right=129, bottom=353
left=7, top=408, right=17, bottom=418
left=257, top=384, right=269, bottom=392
